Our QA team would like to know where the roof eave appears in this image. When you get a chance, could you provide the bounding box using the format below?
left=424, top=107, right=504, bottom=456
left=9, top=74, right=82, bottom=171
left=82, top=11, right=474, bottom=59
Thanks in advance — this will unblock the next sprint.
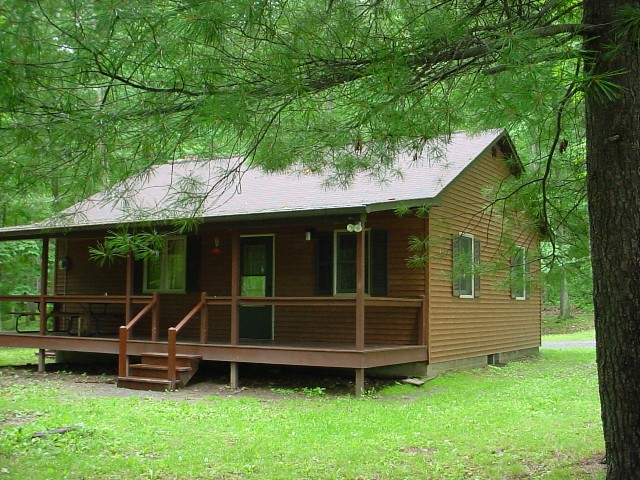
left=0, top=205, right=374, bottom=240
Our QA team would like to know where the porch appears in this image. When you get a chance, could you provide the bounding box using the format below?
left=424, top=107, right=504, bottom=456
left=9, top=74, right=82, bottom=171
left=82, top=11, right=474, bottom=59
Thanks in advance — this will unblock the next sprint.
left=0, top=292, right=428, bottom=395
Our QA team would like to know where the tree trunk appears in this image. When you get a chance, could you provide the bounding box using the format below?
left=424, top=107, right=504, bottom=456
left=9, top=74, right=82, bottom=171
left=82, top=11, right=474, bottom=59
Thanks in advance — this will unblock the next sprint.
left=558, top=264, right=571, bottom=319
left=584, top=0, right=640, bottom=477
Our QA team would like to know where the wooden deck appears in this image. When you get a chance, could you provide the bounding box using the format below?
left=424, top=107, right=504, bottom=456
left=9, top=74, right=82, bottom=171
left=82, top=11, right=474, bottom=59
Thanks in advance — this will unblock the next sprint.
left=0, top=332, right=428, bottom=369
left=0, top=292, right=428, bottom=394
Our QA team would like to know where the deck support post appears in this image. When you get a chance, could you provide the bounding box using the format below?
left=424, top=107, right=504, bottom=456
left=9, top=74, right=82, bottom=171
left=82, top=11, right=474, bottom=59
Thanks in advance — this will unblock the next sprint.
left=230, top=362, right=239, bottom=390
left=230, top=231, right=240, bottom=346
left=355, top=368, right=365, bottom=397
left=355, top=215, right=366, bottom=350
left=38, top=349, right=46, bottom=373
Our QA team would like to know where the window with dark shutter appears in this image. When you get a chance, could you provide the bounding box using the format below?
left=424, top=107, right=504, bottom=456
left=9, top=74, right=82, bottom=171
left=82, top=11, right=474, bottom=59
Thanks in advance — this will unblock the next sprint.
left=315, top=229, right=388, bottom=296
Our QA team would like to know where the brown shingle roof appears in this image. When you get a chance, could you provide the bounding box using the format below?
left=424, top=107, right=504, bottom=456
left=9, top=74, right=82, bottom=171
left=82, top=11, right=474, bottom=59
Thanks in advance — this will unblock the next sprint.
left=0, top=129, right=515, bottom=238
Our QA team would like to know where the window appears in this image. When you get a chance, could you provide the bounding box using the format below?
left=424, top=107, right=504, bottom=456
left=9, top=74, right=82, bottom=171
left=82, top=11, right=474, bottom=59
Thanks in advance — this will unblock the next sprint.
left=144, top=236, right=187, bottom=293
left=316, top=230, right=388, bottom=296
left=452, top=233, right=480, bottom=298
left=510, top=246, right=528, bottom=300
left=335, top=231, right=367, bottom=294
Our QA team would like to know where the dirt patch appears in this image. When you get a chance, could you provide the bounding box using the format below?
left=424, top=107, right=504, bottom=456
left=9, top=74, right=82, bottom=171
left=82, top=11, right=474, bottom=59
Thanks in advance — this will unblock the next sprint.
left=506, top=454, right=606, bottom=479
left=400, top=446, right=438, bottom=456
left=0, top=411, right=40, bottom=427
left=0, top=361, right=399, bottom=401
left=573, top=454, right=607, bottom=476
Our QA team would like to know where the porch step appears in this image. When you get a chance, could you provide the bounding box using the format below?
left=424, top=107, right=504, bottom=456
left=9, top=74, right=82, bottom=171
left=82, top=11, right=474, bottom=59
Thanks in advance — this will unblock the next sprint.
left=117, top=353, right=201, bottom=392
left=129, top=364, right=193, bottom=384
left=117, top=376, right=179, bottom=392
left=141, top=352, right=202, bottom=369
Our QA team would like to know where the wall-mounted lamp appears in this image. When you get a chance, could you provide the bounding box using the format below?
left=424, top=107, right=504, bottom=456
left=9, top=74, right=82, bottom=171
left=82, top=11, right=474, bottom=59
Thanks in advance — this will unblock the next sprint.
left=58, top=256, right=71, bottom=270
left=304, top=228, right=316, bottom=241
left=212, top=237, right=221, bottom=254
left=346, top=222, right=363, bottom=233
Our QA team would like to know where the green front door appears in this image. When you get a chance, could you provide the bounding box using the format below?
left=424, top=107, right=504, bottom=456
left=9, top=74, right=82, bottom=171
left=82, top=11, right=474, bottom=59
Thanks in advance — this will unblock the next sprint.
left=239, top=236, right=274, bottom=340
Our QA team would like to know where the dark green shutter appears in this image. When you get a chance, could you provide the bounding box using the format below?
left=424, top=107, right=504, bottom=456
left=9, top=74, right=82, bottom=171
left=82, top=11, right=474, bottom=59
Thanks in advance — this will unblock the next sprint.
left=452, top=235, right=461, bottom=296
left=186, top=236, right=201, bottom=293
left=473, top=238, right=481, bottom=297
left=133, top=259, right=144, bottom=294
left=525, top=250, right=531, bottom=299
left=316, top=232, right=333, bottom=295
left=370, top=230, right=388, bottom=296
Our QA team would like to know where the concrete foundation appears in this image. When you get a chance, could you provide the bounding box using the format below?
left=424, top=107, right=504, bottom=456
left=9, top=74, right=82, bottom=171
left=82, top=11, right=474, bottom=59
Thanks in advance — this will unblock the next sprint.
left=370, top=346, right=540, bottom=380
left=425, top=347, right=540, bottom=379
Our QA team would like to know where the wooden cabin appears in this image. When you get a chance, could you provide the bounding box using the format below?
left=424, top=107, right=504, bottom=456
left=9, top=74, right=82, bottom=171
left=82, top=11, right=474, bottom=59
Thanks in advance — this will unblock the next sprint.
left=0, top=130, right=541, bottom=395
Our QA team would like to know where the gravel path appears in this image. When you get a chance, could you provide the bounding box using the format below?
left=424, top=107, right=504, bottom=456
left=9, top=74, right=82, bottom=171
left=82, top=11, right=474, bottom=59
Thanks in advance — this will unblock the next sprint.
left=541, top=340, right=596, bottom=349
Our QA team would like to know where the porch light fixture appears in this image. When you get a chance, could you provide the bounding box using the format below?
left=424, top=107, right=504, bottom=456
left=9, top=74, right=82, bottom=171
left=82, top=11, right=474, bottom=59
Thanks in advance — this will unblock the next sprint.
left=212, top=237, right=221, bottom=254
left=58, top=256, right=71, bottom=270
left=346, top=222, right=363, bottom=233
left=305, top=228, right=316, bottom=241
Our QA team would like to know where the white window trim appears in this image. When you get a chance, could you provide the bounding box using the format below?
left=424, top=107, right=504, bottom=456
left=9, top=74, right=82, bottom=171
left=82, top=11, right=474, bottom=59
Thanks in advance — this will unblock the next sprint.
left=458, top=233, right=476, bottom=299
left=513, top=246, right=527, bottom=300
left=333, top=229, right=371, bottom=296
left=143, top=236, right=187, bottom=294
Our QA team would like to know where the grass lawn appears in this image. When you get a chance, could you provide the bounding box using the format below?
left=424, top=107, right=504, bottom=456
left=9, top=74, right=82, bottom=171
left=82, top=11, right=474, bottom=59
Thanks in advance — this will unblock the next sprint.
left=0, top=347, right=603, bottom=479
left=542, top=313, right=594, bottom=336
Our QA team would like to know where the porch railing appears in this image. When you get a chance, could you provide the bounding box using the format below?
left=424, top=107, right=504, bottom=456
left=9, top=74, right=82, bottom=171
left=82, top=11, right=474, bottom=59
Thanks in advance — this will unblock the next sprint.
left=0, top=294, right=155, bottom=336
left=118, top=292, right=159, bottom=378
left=166, top=293, right=426, bottom=379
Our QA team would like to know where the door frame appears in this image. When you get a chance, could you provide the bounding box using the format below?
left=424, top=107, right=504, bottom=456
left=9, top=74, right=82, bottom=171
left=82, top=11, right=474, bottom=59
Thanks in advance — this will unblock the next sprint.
left=239, top=234, right=275, bottom=340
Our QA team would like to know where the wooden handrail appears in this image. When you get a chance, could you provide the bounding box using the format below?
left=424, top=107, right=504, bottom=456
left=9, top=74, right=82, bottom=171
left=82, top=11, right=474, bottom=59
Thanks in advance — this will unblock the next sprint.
left=118, top=292, right=159, bottom=378
left=0, top=294, right=154, bottom=305
left=173, top=294, right=207, bottom=333
left=167, top=292, right=208, bottom=385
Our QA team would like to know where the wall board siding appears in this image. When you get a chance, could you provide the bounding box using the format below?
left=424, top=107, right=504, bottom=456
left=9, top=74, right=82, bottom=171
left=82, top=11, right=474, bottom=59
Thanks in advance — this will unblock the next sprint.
left=54, top=215, right=426, bottom=345
left=427, top=147, right=541, bottom=364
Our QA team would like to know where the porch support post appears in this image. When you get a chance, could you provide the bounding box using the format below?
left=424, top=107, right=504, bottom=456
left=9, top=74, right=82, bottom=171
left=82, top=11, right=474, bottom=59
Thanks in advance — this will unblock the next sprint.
left=230, top=362, right=239, bottom=390
left=200, top=291, right=209, bottom=344
left=418, top=294, right=427, bottom=345
left=151, top=291, right=159, bottom=342
left=355, top=215, right=366, bottom=350
left=230, top=230, right=240, bottom=346
left=125, top=252, right=133, bottom=324
left=38, top=238, right=49, bottom=373
left=355, top=368, right=365, bottom=397
left=38, top=349, right=46, bottom=373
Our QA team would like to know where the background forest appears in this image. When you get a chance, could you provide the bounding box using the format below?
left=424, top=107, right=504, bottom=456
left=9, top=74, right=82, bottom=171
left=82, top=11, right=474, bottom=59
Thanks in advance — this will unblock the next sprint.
left=0, top=1, right=593, bottom=321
